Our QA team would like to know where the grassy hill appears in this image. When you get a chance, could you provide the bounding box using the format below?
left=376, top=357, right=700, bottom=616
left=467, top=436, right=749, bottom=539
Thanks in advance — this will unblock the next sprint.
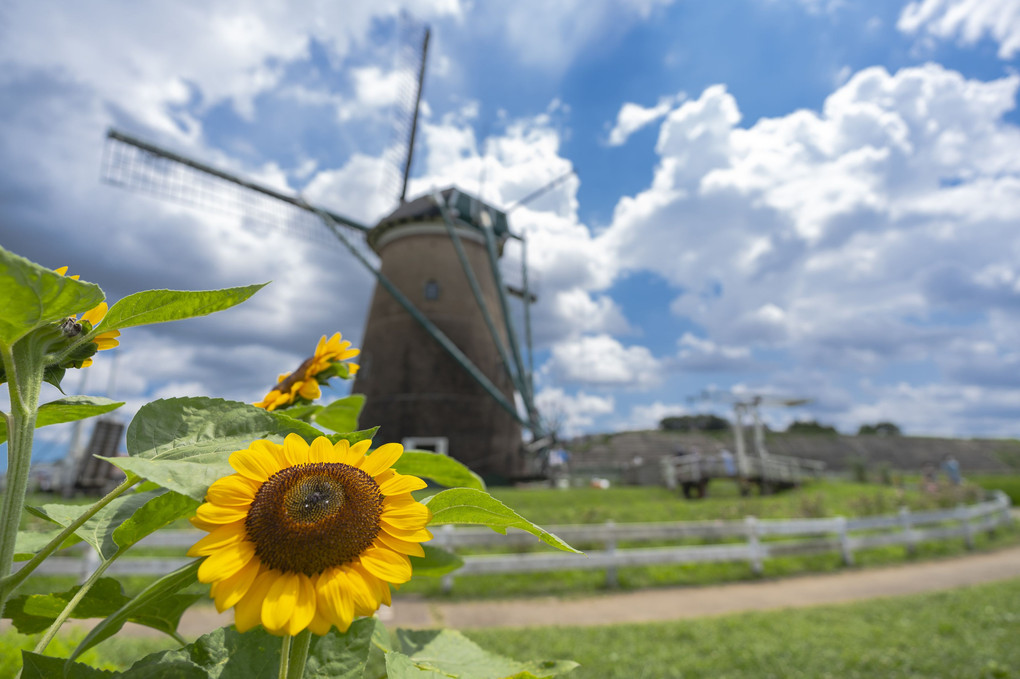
left=567, top=429, right=1020, bottom=476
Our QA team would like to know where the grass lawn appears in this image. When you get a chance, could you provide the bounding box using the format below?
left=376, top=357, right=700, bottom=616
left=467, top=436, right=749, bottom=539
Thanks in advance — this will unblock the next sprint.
left=464, top=577, right=1020, bottom=679
left=4, top=577, right=1017, bottom=677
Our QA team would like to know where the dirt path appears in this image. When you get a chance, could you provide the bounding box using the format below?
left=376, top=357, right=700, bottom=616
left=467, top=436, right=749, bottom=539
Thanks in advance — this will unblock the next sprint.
left=147, top=545, right=1020, bottom=637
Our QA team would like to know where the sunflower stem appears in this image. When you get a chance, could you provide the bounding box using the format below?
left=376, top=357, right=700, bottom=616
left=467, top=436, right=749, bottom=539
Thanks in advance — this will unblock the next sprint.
left=0, top=475, right=139, bottom=598
left=0, top=340, right=44, bottom=617
left=32, top=550, right=115, bottom=654
left=278, top=634, right=293, bottom=679
left=286, top=629, right=313, bottom=679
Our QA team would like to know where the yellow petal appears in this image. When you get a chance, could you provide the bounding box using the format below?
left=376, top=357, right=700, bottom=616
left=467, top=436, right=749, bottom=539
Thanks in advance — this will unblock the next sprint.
left=301, top=436, right=329, bottom=464
left=230, top=443, right=285, bottom=482
left=187, top=521, right=246, bottom=557
left=206, top=475, right=260, bottom=506
left=210, top=556, right=260, bottom=612
left=234, top=570, right=275, bottom=632
left=308, top=608, right=332, bottom=636
left=298, top=380, right=321, bottom=400
left=195, top=502, right=249, bottom=526
left=351, top=563, right=391, bottom=608
left=344, top=566, right=382, bottom=617
left=282, top=433, right=310, bottom=466
left=374, top=531, right=426, bottom=558
left=359, top=443, right=403, bottom=477
left=359, top=548, right=412, bottom=584
left=55, top=266, right=69, bottom=276
left=378, top=473, right=427, bottom=496
left=80, top=303, right=108, bottom=326
left=189, top=514, right=220, bottom=533
left=197, top=541, right=255, bottom=583
left=379, top=521, right=433, bottom=543
left=316, top=568, right=355, bottom=632
left=334, top=439, right=363, bottom=466
left=262, top=572, right=315, bottom=636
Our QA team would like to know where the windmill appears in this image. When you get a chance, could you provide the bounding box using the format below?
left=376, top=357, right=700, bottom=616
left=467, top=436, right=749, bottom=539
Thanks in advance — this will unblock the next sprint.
left=99, top=25, right=554, bottom=481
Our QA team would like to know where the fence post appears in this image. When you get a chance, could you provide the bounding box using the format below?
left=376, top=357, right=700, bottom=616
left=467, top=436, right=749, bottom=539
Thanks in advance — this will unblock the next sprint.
left=745, top=516, right=763, bottom=575
left=80, top=544, right=100, bottom=584
left=836, top=515, right=854, bottom=566
left=999, top=491, right=1013, bottom=527
left=958, top=504, right=974, bottom=550
left=604, top=520, right=618, bottom=588
left=439, top=524, right=455, bottom=594
left=899, top=507, right=916, bottom=557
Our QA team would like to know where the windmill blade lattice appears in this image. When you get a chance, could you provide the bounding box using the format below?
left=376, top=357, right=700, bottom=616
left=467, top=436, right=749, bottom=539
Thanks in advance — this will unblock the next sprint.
left=100, top=130, right=377, bottom=264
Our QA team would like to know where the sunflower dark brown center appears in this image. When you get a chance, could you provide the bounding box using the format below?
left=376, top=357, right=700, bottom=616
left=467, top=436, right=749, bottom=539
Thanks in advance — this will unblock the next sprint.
left=245, top=462, right=383, bottom=576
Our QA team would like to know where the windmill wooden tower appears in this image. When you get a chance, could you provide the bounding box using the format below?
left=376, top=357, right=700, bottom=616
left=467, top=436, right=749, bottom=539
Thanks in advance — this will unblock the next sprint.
left=100, top=25, right=549, bottom=481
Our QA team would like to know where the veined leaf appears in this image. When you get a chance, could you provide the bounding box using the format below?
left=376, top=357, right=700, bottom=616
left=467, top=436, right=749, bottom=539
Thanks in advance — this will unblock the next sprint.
left=21, top=653, right=115, bottom=679
left=313, top=394, right=365, bottom=433
left=124, top=624, right=281, bottom=678
left=120, top=397, right=326, bottom=500
left=30, top=488, right=197, bottom=560
left=0, top=396, right=125, bottom=445
left=326, top=426, right=379, bottom=446
left=394, top=451, right=485, bottom=491
left=4, top=578, right=130, bottom=634
left=409, top=545, right=464, bottom=577
left=13, top=527, right=82, bottom=561
left=70, top=560, right=201, bottom=661
left=303, top=618, right=388, bottom=679
left=391, top=629, right=579, bottom=679
left=423, top=489, right=579, bottom=554
left=99, top=284, right=266, bottom=332
left=0, top=247, right=105, bottom=346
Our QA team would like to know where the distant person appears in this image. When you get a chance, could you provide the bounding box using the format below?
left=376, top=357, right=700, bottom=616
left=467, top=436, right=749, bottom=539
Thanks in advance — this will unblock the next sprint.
left=720, top=448, right=736, bottom=476
left=941, top=455, right=962, bottom=486
left=921, top=464, right=939, bottom=493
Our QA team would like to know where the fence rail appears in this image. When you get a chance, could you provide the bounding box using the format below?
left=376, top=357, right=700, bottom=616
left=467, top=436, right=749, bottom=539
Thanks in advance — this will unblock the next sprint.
left=15, top=492, right=1013, bottom=592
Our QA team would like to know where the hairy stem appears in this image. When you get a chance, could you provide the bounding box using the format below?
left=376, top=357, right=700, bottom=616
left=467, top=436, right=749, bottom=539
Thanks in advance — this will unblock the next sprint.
left=278, top=635, right=293, bottom=679
left=0, top=475, right=138, bottom=598
left=0, top=341, right=43, bottom=615
left=287, top=628, right=313, bottom=679
left=32, top=550, right=115, bottom=654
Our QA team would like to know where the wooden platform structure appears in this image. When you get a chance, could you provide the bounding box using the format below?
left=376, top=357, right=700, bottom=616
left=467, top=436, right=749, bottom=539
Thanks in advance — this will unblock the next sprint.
left=669, top=453, right=826, bottom=498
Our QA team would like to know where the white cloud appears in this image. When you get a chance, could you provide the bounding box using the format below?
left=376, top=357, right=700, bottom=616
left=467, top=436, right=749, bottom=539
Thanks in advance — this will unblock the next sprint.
left=607, top=94, right=685, bottom=146
left=625, top=400, right=690, bottom=431
left=676, top=333, right=755, bottom=372
left=546, top=334, right=662, bottom=387
left=535, top=387, right=616, bottom=436
left=898, top=0, right=1020, bottom=59
left=601, top=63, right=1020, bottom=385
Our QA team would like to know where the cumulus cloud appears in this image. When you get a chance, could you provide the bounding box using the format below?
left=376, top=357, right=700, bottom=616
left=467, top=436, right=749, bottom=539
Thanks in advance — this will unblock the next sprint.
left=545, top=334, right=663, bottom=387
left=898, top=0, right=1020, bottom=59
left=601, top=64, right=1020, bottom=380
left=607, top=93, right=685, bottom=146
left=535, top=387, right=616, bottom=436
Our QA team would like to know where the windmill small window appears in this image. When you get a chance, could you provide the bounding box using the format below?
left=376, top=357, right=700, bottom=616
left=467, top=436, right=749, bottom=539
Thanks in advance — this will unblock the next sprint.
left=424, top=278, right=440, bottom=301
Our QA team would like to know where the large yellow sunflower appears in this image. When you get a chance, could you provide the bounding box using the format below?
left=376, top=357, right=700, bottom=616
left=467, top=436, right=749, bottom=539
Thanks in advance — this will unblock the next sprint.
left=254, top=333, right=360, bottom=411
left=187, top=434, right=431, bottom=636
left=55, top=266, right=120, bottom=367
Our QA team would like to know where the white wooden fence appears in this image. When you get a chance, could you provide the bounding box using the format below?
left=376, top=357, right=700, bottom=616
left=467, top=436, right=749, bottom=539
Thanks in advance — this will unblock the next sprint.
left=15, top=492, right=1013, bottom=592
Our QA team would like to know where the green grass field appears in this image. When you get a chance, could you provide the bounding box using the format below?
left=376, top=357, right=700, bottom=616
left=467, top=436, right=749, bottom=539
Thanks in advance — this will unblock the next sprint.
left=464, top=577, right=1020, bottom=679
left=4, top=578, right=1017, bottom=677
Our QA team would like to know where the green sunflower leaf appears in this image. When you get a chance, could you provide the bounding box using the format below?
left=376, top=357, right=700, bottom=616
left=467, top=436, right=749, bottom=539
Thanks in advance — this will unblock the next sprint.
left=123, top=624, right=281, bottom=678
left=98, top=284, right=267, bottom=332
left=0, top=246, right=105, bottom=347
left=394, top=452, right=485, bottom=491
left=13, top=526, right=82, bottom=561
left=70, top=560, right=201, bottom=662
left=0, top=396, right=124, bottom=445
left=390, top=629, right=579, bottom=678
left=423, top=489, right=580, bottom=554
left=313, top=394, right=365, bottom=433
left=118, top=397, right=326, bottom=500
left=327, top=426, right=379, bottom=446
left=304, top=618, right=389, bottom=678
left=409, top=545, right=464, bottom=577
left=3, top=578, right=131, bottom=634
left=29, top=488, right=198, bottom=560
left=21, top=652, right=115, bottom=679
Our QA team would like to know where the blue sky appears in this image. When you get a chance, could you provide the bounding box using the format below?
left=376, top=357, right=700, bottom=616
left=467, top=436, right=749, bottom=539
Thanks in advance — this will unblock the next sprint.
left=3, top=0, right=1020, bottom=465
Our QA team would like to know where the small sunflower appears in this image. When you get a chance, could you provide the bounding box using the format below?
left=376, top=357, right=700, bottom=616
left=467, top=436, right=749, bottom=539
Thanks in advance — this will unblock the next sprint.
left=187, top=433, right=431, bottom=636
left=254, top=333, right=360, bottom=411
left=55, top=266, right=120, bottom=367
